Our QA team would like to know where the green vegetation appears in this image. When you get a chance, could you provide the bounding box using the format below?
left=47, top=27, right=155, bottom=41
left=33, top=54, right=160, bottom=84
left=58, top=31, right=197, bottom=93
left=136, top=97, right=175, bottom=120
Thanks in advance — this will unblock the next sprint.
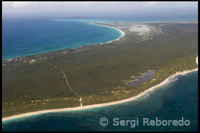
left=2, top=22, right=198, bottom=117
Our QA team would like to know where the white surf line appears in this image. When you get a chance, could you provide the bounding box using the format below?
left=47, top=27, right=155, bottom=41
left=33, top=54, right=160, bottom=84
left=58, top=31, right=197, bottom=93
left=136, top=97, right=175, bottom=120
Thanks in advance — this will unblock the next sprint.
left=90, top=23, right=125, bottom=44
left=2, top=57, right=198, bottom=122
left=159, top=24, right=167, bottom=34
left=48, top=63, right=82, bottom=107
left=196, top=57, right=198, bottom=65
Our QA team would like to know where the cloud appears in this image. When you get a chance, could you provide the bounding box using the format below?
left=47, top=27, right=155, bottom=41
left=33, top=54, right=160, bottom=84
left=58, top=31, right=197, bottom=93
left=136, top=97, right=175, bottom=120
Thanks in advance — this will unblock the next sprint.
left=2, top=2, right=198, bottom=18
left=4, top=2, right=34, bottom=8
left=143, top=2, right=158, bottom=7
left=3, top=2, right=197, bottom=10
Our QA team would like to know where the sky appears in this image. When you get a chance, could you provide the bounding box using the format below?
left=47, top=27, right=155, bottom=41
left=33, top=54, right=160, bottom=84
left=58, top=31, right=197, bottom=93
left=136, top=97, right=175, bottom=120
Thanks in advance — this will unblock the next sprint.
left=2, top=1, right=198, bottom=19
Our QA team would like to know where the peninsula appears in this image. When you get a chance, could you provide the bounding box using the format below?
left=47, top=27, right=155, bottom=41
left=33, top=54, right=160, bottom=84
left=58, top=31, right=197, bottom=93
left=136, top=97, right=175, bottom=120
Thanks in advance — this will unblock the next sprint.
left=2, top=21, right=198, bottom=120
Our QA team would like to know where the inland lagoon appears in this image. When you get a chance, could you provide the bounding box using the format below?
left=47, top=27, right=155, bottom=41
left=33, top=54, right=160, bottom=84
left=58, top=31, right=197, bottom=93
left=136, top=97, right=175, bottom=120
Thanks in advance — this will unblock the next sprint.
left=2, top=2, right=198, bottom=132
left=2, top=70, right=198, bottom=132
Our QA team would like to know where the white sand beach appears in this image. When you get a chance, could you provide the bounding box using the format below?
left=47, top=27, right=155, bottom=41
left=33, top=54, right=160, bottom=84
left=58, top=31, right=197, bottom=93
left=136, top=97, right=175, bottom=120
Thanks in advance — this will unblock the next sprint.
left=2, top=57, right=198, bottom=122
left=196, top=57, right=198, bottom=64
left=90, top=23, right=125, bottom=43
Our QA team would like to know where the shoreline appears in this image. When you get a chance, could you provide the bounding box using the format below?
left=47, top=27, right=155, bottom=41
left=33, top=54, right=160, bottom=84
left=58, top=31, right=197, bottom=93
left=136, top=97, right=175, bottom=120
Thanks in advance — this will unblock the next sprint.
left=90, top=22, right=125, bottom=44
left=3, top=20, right=197, bottom=61
left=2, top=57, right=198, bottom=122
left=3, top=22, right=125, bottom=61
left=196, top=57, right=198, bottom=64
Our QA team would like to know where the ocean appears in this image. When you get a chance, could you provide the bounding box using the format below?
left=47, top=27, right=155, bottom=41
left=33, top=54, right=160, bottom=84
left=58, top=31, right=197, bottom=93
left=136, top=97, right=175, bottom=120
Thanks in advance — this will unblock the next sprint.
left=2, top=17, right=198, bottom=132
left=2, top=71, right=198, bottom=132
left=2, top=16, right=198, bottom=60
left=2, top=18, right=122, bottom=60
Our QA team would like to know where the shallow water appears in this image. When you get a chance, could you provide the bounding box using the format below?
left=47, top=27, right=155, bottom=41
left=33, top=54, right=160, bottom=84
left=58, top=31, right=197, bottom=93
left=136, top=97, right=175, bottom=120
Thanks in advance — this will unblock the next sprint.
left=2, top=18, right=122, bottom=60
left=2, top=71, right=198, bottom=132
left=3, top=15, right=197, bottom=60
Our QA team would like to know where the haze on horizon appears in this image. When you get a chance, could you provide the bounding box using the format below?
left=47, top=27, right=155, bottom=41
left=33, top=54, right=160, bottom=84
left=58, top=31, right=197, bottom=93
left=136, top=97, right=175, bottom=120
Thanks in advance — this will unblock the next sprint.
left=2, top=1, right=198, bottom=19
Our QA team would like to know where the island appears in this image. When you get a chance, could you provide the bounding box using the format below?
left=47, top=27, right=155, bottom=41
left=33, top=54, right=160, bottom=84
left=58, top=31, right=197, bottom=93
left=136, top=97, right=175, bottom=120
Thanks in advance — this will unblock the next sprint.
left=2, top=21, right=198, bottom=119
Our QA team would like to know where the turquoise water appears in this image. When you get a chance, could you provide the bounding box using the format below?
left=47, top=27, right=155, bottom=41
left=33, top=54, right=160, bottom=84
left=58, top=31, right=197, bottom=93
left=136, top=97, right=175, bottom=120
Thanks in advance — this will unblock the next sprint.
left=2, top=17, right=198, bottom=132
left=2, top=71, right=198, bottom=132
left=2, top=18, right=122, bottom=60
left=3, top=16, right=198, bottom=60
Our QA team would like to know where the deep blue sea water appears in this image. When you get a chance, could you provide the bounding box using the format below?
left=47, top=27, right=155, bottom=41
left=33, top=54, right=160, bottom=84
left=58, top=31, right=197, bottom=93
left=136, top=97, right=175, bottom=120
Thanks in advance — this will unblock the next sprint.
left=2, top=71, right=198, bottom=132
left=2, top=17, right=198, bottom=132
left=2, top=18, right=122, bottom=60
left=3, top=16, right=198, bottom=60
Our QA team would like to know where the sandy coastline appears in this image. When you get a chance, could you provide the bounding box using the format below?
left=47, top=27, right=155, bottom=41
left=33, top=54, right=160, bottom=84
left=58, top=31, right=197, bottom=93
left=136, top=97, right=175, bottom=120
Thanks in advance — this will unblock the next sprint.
left=196, top=57, right=198, bottom=64
left=2, top=57, right=198, bottom=122
left=3, top=22, right=125, bottom=61
left=90, top=23, right=125, bottom=44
